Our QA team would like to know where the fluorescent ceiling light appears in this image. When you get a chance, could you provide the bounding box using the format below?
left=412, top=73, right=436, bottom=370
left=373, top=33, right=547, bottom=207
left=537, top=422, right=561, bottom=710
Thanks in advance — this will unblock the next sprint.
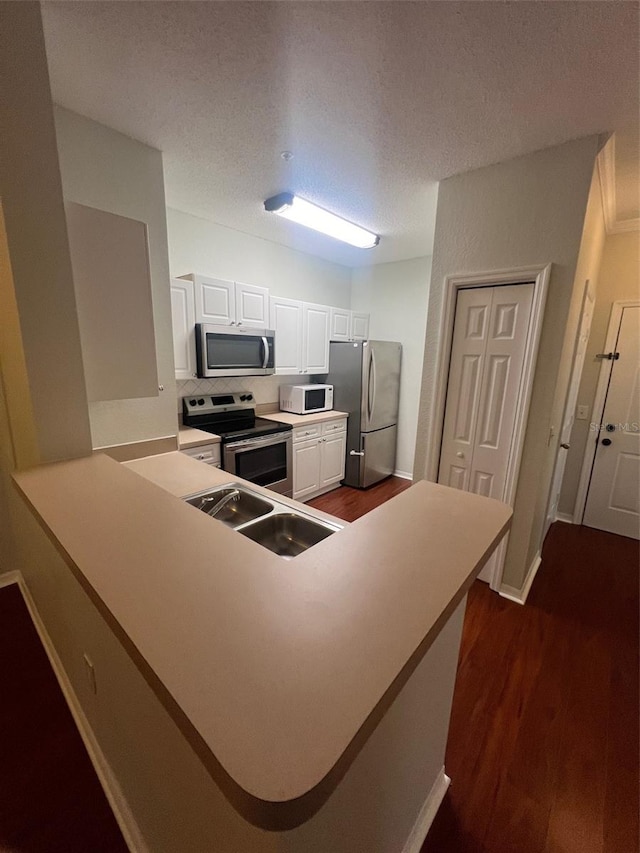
left=264, top=193, right=379, bottom=249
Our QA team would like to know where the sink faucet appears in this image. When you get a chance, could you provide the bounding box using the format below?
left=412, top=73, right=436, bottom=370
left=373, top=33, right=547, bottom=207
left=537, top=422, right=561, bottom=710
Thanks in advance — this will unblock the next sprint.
left=199, top=489, right=240, bottom=518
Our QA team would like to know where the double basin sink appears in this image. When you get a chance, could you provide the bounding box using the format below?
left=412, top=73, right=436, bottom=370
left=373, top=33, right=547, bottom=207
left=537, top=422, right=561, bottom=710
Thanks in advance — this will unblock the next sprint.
left=183, top=483, right=343, bottom=558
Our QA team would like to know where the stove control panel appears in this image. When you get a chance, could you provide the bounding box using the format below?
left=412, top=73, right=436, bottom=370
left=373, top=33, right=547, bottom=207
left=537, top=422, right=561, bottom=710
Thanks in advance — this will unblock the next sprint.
left=182, top=392, right=255, bottom=417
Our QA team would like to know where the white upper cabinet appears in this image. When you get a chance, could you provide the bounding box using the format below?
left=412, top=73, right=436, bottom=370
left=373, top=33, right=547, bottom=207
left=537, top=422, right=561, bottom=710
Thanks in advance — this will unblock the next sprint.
left=270, top=297, right=303, bottom=375
left=235, top=282, right=269, bottom=328
left=186, top=274, right=269, bottom=327
left=192, top=274, right=235, bottom=325
left=330, top=307, right=351, bottom=342
left=271, top=298, right=330, bottom=375
left=350, top=312, right=370, bottom=341
left=329, top=308, right=370, bottom=342
left=170, top=278, right=197, bottom=379
left=303, top=303, right=330, bottom=374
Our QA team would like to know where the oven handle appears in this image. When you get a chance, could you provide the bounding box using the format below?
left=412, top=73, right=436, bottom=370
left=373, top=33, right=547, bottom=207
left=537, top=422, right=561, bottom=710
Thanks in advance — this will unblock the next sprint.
left=225, top=432, right=291, bottom=451
left=261, top=336, right=270, bottom=369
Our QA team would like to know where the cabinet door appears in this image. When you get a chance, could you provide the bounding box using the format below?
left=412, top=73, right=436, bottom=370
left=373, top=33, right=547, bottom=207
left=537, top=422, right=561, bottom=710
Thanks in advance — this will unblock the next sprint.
left=193, top=275, right=235, bottom=325
left=350, top=312, right=370, bottom=341
left=293, top=438, right=322, bottom=500
left=270, top=297, right=303, bottom=375
left=303, top=303, right=330, bottom=374
left=330, top=307, right=351, bottom=342
left=235, top=282, right=269, bottom=328
left=170, top=278, right=197, bottom=380
left=320, top=432, right=347, bottom=486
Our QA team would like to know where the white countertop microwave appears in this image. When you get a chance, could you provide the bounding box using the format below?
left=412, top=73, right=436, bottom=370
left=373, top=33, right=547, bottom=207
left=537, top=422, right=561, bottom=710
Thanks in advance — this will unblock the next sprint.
left=280, top=384, right=334, bottom=415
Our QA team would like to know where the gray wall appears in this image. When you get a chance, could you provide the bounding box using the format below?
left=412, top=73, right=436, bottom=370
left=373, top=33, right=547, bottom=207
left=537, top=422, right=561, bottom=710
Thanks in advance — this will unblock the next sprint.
left=413, top=137, right=599, bottom=590
left=54, top=107, right=177, bottom=449
left=351, top=256, right=432, bottom=476
left=167, top=207, right=352, bottom=308
left=559, top=231, right=640, bottom=516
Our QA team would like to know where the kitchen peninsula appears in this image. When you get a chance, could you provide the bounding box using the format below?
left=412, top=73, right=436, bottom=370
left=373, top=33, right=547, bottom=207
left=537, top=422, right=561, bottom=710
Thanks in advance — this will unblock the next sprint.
left=13, top=452, right=511, bottom=852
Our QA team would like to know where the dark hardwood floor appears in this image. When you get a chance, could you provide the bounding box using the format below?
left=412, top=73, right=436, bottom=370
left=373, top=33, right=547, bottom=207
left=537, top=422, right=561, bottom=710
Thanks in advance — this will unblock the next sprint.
left=423, top=522, right=639, bottom=853
left=307, top=474, right=412, bottom=521
left=0, top=583, right=128, bottom=853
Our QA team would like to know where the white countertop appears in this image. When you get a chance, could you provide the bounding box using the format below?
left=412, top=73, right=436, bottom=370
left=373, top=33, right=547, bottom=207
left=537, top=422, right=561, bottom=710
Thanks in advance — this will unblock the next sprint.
left=13, top=451, right=510, bottom=822
left=178, top=425, right=221, bottom=449
left=261, top=410, right=349, bottom=427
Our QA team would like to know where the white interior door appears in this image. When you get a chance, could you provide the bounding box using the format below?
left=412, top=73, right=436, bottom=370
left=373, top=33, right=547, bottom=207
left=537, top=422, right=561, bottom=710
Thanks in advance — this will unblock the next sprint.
left=583, top=305, right=640, bottom=539
left=439, top=283, right=534, bottom=583
left=544, top=279, right=596, bottom=535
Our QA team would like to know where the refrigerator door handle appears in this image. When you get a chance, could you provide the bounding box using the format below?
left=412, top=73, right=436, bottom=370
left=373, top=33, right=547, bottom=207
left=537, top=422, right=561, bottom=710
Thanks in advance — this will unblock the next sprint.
left=367, top=349, right=376, bottom=424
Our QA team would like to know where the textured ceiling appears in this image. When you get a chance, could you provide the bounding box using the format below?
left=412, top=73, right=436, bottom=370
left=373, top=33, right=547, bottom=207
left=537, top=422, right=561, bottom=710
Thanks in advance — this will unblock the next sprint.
left=42, top=1, right=639, bottom=267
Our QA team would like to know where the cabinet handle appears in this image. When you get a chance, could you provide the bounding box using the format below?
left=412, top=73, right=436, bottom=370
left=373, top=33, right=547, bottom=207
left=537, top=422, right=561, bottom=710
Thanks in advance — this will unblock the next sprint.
left=350, top=450, right=365, bottom=457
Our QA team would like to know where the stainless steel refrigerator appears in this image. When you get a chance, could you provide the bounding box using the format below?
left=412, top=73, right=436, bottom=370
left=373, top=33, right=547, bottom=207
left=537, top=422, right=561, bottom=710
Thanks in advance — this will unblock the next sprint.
left=326, top=340, right=402, bottom=488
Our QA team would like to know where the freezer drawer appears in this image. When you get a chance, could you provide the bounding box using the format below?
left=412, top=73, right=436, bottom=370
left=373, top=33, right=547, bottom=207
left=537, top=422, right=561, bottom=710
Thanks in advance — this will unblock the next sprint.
left=346, top=424, right=397, bottom=488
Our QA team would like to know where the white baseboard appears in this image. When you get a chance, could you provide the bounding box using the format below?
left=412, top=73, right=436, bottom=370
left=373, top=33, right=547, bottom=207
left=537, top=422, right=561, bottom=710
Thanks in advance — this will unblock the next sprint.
left=5, top=572, right=147, bottom=852
left=555, top=512, right=574, bottom=524
left=393, top=470, right=413, bottom=481
left=499, top=552, right=542, bottom=606
left=402, top=766, right=451, bottom=853
left=0, top=570, right=21, bottom=589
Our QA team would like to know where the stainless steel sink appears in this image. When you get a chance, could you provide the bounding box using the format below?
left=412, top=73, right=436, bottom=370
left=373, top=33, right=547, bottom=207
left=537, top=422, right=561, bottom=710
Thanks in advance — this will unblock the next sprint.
left=183, top=483, right=342, bottom=556
left=184, top=486, right=273, bottom=528
left=237, top=513, right=339, bottom=558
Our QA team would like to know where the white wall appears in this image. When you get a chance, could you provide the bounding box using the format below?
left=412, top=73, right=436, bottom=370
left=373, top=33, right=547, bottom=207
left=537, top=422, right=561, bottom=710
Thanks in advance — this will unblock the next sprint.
left=414, top=137, right=600, bottom=591
left=54, top=107, right=177, bottom=449
left=167, top=208, right=352, bottom=307
left=559, top=230, right=640, bottom=515
left=351, top=257, right=431, bottom=477
left=168, top=207, right=354, bottom=409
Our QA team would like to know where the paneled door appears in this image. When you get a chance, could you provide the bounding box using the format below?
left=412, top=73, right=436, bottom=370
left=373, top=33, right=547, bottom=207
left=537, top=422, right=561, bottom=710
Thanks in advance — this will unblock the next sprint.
left=438, top=283, right=534, bottom=582
left=583, top=305, right=640, bottom=539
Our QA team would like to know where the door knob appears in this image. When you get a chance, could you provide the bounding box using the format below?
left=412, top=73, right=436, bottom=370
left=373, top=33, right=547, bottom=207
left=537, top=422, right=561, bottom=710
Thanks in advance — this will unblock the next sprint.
left=560, top=442, right=570, bottom=449
left=456, top=451, right=464, bottom=458
left=601, top=438, right=612, bottom=446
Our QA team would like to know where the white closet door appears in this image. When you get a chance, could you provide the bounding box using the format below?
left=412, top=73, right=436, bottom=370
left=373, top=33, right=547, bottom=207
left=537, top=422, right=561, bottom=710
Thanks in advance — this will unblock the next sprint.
left=583, top=305, right=640, bottom=539
left=438, top=283, right=534, bottom=583
left=470, top=284, right=534, bottom=501
left=439, top=288, right=492, bottom=492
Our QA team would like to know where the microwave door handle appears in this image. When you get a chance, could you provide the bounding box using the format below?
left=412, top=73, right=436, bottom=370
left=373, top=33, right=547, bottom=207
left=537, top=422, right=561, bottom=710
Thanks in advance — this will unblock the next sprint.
left=261, top=336, right=269, bottom=369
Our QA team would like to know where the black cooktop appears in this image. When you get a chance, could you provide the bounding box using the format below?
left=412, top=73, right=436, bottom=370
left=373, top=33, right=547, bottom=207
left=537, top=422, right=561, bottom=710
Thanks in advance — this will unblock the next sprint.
left=197, top=416, right=292, bottom=444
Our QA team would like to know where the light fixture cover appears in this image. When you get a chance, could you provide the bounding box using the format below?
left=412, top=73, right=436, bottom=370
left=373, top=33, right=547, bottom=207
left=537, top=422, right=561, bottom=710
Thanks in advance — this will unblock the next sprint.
left=264, top=193, right=379, bottom=249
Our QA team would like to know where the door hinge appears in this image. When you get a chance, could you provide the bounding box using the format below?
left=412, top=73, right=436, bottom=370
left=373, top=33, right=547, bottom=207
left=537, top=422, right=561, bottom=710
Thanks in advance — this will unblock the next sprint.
left=595, top=352, right=619, bottom=360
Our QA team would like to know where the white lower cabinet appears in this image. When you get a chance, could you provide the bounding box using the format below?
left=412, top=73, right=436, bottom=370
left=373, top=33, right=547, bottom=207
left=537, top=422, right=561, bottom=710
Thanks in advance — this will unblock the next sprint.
left=292, top=417, right=347, bottom=502
left=292, top=439, right=322, bottom=500
left=320, top=432, right=347, bottom=487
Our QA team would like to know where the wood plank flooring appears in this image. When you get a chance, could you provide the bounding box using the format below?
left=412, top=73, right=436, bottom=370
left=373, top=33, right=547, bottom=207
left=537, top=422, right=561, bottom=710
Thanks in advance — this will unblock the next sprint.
left=307, top=474, right=412, bottom=521
left=423, top=522, right=639, bottom=853
left=0, top=583, right=128, bottom=853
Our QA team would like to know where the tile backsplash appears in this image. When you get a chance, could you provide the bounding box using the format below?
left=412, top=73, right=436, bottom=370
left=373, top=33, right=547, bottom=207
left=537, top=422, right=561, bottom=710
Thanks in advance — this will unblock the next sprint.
left=176, top=375, right=306, bottom=413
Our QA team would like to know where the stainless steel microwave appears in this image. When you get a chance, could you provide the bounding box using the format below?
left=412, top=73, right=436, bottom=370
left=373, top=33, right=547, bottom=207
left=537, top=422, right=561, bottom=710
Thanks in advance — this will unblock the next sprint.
left=195, top=323, right=275, bottom=378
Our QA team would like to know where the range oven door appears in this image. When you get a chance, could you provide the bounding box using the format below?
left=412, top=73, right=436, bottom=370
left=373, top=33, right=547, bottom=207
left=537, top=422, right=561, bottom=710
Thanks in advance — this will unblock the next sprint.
left=196, top=324, right=275, bottom=378
left=223, top=433, right=293, bottom=497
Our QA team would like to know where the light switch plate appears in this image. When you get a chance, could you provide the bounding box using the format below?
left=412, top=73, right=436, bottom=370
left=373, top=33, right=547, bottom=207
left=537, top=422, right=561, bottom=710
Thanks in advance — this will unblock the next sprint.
left=576, top=405, right=589, bottom=421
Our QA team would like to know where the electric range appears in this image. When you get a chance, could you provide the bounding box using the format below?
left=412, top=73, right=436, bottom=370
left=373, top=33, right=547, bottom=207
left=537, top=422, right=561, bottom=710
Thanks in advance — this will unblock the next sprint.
left=182, top=393, right=293, bottom=496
